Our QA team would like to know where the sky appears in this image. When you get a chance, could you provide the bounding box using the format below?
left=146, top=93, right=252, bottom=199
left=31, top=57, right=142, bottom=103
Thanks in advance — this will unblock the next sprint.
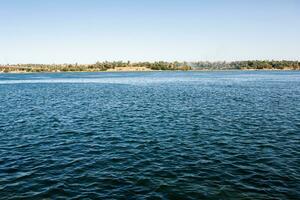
left=0, top=0, right=299, bottom=64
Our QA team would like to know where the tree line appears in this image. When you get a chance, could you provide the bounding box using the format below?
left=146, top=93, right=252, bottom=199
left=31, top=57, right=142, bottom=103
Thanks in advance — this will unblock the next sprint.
left=0, top=60, right=299, bottom=73
left=191, top=60, right=300, bottom=70
left=0, top=61, right=191, bottom=73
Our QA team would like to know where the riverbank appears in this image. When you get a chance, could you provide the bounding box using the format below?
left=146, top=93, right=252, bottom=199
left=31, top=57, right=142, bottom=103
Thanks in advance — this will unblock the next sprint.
left=1, top=60, right=299, bottom=73
left=1, top=68, right=299, bottom=74
left=0, top=68, right=153, bottom=74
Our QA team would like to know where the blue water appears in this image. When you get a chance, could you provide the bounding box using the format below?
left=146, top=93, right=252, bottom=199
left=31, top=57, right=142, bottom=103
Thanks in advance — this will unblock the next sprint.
left=0, top=71, right=299, bottom=199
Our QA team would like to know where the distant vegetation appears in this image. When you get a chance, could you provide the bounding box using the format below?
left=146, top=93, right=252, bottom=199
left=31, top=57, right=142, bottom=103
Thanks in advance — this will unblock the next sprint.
left=0, top=60, right=299, bottom=73
left=191, top=60, right=300, bottom=70
left=0, top=61, right=191, bottom=73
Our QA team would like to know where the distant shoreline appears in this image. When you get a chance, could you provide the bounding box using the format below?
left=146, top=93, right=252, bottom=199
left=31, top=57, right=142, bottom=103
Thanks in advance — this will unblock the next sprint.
left=1, top=60, right=299, bottom=73
left=0, top=69, right=298, bottom=74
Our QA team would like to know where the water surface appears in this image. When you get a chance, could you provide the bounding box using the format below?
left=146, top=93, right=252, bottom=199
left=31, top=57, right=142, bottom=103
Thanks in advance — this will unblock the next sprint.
left=0, top=71, right=299, bottom=199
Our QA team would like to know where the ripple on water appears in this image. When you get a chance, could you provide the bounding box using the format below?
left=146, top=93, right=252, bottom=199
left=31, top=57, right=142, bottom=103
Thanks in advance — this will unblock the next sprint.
left=0, top=71, right=299, bottom=199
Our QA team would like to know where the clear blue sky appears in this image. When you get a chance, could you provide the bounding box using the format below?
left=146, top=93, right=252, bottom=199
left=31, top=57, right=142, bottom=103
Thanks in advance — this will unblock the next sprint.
left=0, top=0, right=299, bottom=64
